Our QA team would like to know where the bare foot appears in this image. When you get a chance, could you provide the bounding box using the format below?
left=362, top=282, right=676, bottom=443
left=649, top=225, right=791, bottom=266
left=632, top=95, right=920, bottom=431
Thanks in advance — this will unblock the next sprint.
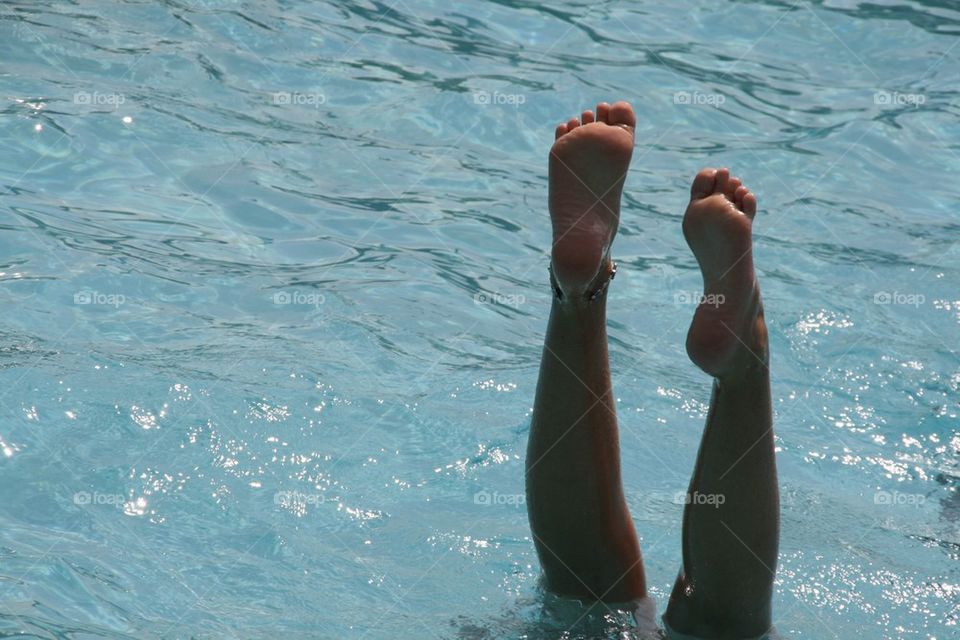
left=549, top=101, right=636, bottom=300
left=683, top=168, right=768, bottom=378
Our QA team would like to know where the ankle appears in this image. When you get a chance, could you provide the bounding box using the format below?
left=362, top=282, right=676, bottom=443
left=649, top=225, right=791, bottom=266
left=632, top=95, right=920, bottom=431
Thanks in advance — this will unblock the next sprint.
left=549, top=258, right=616, bottom=305
left=716, top=317, right=769, bottom=385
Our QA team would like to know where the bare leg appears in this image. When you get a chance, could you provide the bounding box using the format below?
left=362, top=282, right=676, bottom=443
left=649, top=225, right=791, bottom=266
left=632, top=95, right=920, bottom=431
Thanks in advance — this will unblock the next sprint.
left=525, top=101, right=647, bottom=603
left=664, top=169, right=779, bottom=638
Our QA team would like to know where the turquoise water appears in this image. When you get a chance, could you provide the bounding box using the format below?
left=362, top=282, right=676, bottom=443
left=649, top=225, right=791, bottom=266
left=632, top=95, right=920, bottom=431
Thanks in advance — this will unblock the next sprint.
left=0, top=1, right=958, bottom=638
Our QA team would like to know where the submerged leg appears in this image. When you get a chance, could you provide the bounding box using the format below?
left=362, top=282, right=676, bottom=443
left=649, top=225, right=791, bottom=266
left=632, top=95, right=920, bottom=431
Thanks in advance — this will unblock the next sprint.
left=665, top=169, right=779, bottom=638
left=525, top=101, right=646, bottom=603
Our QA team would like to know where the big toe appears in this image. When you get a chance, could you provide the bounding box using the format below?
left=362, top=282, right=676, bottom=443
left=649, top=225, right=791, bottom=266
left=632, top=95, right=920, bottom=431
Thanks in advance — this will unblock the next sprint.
left=607, top=101, right=636, bottom=129
left=690, top=168, right=718, bottom=200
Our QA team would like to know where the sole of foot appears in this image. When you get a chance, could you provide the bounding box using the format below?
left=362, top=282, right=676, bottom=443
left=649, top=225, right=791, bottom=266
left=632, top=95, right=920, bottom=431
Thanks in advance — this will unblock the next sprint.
left=683, top=168, right=768, bottom=378
left=548, top=101, right=636, bottom=301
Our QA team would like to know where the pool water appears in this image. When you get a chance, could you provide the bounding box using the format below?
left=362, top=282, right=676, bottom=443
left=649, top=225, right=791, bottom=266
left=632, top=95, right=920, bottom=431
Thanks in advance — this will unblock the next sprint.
left=0, top=1, right=958, bottom=638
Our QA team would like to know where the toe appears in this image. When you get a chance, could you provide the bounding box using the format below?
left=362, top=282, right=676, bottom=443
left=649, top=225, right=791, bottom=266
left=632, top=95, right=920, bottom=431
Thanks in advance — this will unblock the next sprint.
left=555, top=123, right=567, bottom=139
left=725, top=176, right=742, bottom=200
left=566, top=117, right=580, bottom=132
left=734, top=185, right=749, bottom=208
left=581, top=109, right=595, bottom=124
left=690, top=168, right=718, bottom=200
left=596, top=102, right=611, bottom=123
left=714, top=168, right=730, bottom=195
left=743, top=192, right=757, bottom=218
left=607, top=100, right=636, bottom=129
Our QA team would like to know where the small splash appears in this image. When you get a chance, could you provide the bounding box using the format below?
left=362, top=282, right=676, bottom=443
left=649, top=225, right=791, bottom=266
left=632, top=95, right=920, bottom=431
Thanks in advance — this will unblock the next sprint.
left=248, top=400, right=290, bottom=422
left=795, top=310, right=854, bottom=335
left=123, top=496, right=148, bottom=517
left=0, top=435, right=18, bottom=458
left=339, top=504, right=384, bottom=523
left=427, top=532, right=499, bottom=557
left=474, top=379, right=517, bottom=392
left=130, top=405, right=159, bottom=429
left=170, top=383, right=192, bottom=402
left=932, top=298, right=960, bottom=321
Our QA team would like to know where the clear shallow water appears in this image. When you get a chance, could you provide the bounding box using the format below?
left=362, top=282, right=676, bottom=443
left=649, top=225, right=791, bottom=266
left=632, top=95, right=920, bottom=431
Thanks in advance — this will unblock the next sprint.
left=0, top=0, right=958, bottom=637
